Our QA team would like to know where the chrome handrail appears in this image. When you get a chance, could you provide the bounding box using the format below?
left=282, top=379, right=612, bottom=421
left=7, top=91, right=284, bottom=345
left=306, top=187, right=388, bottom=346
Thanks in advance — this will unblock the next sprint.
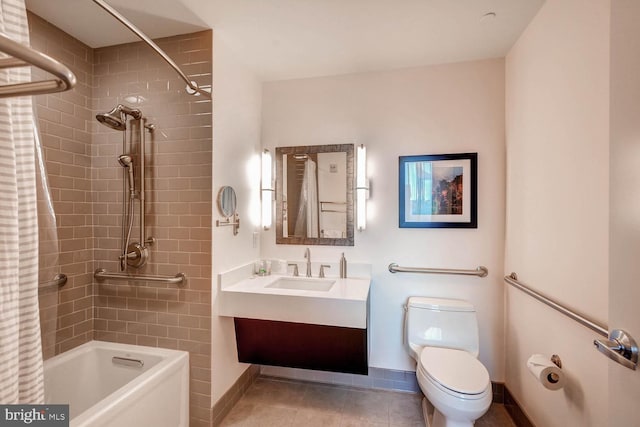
left=92, top=0, right=210, bottom=98
left=504, top=272, right=608, bottom=337
left=388, top=263, right=488, bottom=277
left=94, top=268, right=186, bottom=285
left=39, top=273, right=67, bottom=289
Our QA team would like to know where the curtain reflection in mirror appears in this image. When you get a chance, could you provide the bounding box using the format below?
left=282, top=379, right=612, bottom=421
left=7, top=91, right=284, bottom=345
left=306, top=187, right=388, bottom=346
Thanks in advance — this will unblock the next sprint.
left=294, top=159, right=319, bottom=238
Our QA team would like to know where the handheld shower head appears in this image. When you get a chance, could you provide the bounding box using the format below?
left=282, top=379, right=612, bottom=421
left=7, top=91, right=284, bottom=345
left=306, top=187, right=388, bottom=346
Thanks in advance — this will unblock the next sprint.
left=118, top=154, right=132, bottom=167
left=118, top=155, right=135, bottom=196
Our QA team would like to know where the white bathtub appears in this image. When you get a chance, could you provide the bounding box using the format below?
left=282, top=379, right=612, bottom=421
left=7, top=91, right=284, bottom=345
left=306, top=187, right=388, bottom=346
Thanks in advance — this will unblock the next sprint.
left=44, top=340, right=189, bottom=427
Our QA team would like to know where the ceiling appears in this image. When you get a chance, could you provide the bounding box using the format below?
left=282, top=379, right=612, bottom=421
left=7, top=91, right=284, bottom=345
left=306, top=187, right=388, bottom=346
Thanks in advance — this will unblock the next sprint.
left=25, top=0, right=209, bottom=48
left=25, top=0, right=544, bottom=82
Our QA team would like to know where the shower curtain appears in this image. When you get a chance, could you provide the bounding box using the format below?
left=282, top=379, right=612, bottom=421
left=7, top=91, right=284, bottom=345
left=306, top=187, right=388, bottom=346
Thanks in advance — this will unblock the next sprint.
left=294, top=159, right=319, bottom=238
left=0, top=0, right=44, bottom=404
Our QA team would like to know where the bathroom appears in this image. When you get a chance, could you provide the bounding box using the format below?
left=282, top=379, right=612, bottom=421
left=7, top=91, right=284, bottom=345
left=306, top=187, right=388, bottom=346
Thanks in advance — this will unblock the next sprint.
left=0, top=0, right=637, bottom=426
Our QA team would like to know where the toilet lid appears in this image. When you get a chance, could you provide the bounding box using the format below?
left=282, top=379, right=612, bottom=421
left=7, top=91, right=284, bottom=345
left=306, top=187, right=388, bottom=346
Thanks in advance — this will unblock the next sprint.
left=419, top=347, right=489, bottom=395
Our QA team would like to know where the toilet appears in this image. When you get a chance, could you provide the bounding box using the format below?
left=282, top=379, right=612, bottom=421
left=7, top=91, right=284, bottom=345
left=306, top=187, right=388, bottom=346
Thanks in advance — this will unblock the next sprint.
left=404, top=297, right=492, bottom=427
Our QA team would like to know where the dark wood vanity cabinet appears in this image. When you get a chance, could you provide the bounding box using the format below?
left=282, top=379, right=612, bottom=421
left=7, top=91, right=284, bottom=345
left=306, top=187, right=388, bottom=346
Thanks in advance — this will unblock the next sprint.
left=234, top=317, right=368, bottom=375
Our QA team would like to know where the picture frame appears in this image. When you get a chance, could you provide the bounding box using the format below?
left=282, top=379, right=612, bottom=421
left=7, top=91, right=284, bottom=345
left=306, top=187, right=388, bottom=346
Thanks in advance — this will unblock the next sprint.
left=399, top=152, right=477, bottom=228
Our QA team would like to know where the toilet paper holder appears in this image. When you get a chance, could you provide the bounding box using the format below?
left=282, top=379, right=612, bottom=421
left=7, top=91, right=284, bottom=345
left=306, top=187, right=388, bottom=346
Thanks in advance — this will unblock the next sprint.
left=527, top=353, right=565, bottom=389
left=548, top=355, right=562, bottom=384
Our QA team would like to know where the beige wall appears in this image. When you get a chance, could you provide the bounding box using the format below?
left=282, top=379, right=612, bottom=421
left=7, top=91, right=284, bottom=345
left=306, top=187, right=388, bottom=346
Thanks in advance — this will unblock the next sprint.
left=609, top=0, right=640, bottom=423
left=210, top=38, right=262, bottom=403
left=260, top=59, right=507, bottom=379
left=29, top=12, right=213, bottom=427
left=504, top=0, right=610, bottom=425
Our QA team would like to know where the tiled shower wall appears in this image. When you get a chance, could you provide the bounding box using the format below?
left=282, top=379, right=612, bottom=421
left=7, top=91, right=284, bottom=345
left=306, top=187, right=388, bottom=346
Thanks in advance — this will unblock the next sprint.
left=30, top=12, right=95, bottom=359
left=91, top=31, right=213, bottom=427
left=29, top=12, right=213, bottom=427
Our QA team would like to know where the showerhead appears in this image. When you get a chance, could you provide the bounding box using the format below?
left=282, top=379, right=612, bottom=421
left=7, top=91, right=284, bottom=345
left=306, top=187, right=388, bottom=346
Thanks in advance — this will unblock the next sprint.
left=96, top=104, right=143, bottom=131
left=118, top=154, right=132, bottom=168
left=96, top=106, right=126, bottom=131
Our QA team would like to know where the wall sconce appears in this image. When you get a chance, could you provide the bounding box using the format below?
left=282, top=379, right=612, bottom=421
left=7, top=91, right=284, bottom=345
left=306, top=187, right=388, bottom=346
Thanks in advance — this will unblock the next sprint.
left=261, top=149, right=274, bottom=230
left=356, top=144, right=369, bottom=231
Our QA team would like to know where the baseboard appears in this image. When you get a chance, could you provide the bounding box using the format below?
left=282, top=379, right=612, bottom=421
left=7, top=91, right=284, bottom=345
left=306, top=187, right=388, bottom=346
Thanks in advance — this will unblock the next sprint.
left=504, top=386, right=536, bottom=427
left=260, top=364, right=420, bottom=393
left=211, top=365, right=260, bottom=427
left=492, top=382, right=505, bottom=404
left=260, top=364, right=505, bottom=404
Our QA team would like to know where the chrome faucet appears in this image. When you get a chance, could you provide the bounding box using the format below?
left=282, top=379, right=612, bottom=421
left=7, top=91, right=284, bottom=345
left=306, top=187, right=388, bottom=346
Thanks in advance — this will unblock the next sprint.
left=304, top=247, right=312, bottom=277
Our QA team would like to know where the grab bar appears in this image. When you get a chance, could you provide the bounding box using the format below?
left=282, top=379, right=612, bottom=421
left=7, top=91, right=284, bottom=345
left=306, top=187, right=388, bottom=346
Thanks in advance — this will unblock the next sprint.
left=504, top=272, right=608, bottom=337
left=38, top=273, right=67, bottom=289
left=94, top=268, right=186, bottom=285
left=0, top=33, right=76, bottom=97
left=389, top=263, right=488, bottom=277
left=112, top=356, right=144, bottom=368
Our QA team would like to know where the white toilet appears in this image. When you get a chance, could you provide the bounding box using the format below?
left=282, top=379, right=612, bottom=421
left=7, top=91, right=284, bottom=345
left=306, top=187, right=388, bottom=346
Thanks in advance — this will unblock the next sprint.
left=404, top=297, right=492, bottom=427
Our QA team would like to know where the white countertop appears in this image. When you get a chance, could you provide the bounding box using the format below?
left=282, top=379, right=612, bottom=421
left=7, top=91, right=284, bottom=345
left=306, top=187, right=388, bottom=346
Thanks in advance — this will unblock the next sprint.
left=223, top=274, right=370, bottom=300
left=218, top=272, right=371, bottom=328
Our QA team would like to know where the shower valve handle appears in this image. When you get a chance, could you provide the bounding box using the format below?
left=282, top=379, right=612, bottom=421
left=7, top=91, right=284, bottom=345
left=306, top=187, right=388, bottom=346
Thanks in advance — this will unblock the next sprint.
left=119, top=251, right=140, bottom=261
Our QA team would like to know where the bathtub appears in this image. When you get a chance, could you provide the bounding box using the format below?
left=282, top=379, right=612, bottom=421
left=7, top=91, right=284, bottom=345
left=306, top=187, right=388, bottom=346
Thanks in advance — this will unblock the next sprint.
left=43, top=341, right=189, bottom=427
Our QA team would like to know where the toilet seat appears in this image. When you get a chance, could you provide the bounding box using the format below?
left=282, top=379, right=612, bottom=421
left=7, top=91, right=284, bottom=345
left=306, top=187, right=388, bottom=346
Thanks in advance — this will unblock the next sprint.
left=418, top=347, right=490, bottom=399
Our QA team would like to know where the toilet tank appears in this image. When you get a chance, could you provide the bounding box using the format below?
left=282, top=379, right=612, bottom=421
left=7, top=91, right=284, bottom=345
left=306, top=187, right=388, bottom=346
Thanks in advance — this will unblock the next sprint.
left=406, top=297, right=479, bottom=355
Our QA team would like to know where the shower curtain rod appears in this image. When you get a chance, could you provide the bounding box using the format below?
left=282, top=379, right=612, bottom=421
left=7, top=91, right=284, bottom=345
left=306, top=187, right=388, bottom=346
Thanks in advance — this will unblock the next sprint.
left=0, top=33, right=76, bottom=97
left=92, top=0, right=210, bottom=98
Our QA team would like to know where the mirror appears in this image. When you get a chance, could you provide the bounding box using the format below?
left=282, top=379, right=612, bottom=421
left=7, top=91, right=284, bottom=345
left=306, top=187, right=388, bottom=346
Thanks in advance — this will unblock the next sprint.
left=276, top=144, right=354, bottom=246
left=217, top=186, right=237, bottom=218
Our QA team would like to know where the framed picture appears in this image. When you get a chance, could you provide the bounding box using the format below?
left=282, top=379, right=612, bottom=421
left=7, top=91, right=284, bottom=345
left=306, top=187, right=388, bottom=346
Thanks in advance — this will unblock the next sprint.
left=399, top=153, right=477, bottom=228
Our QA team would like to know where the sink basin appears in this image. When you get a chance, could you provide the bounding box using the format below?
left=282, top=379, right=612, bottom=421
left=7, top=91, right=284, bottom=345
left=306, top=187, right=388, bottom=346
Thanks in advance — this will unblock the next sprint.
left=266, top=277, right=335, bottom=292
left=219, top=266, right=371, bottom=328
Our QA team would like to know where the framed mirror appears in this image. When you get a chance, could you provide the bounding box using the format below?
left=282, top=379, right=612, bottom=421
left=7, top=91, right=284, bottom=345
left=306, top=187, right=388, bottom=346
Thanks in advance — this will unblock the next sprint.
left=276, top=144, right=354, bottom=246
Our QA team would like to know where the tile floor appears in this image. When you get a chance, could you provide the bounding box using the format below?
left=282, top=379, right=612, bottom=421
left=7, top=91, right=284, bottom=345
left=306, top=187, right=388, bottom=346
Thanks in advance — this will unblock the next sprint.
left=220, top=377, right=516, bottom=427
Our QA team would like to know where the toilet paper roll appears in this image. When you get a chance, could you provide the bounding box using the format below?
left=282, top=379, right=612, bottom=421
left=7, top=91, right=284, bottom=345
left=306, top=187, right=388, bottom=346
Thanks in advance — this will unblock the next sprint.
left=527, top=354, right=565, bottom=391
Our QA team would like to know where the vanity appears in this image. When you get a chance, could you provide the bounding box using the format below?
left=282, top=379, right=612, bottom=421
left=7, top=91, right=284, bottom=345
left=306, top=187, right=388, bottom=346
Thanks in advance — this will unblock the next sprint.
left=218, top=143, right=370, bottom=374
left=218, top=265, right=370, bottom=375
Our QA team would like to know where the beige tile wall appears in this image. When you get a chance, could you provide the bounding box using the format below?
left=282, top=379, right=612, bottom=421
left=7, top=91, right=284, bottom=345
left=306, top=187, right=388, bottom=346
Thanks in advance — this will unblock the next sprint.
left=91, top=31, right=213, bottom=427
left=29, top=12, right=213, bottom=427
left=29, top=12, right=95, bottom=360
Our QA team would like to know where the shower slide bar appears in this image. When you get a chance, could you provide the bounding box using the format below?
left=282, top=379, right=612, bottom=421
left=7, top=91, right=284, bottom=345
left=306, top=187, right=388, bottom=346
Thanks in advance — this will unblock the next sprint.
left=0, top=33, right=76, bottom=97
left=388, top=263, right=488, bottom=277
left=94, top=268, right=186, bottom=286
left=92, top=0, right=210, bottom=98
left=38, top=274, right=68, bottom=289
left=504, top=272, right=608, bottom=337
